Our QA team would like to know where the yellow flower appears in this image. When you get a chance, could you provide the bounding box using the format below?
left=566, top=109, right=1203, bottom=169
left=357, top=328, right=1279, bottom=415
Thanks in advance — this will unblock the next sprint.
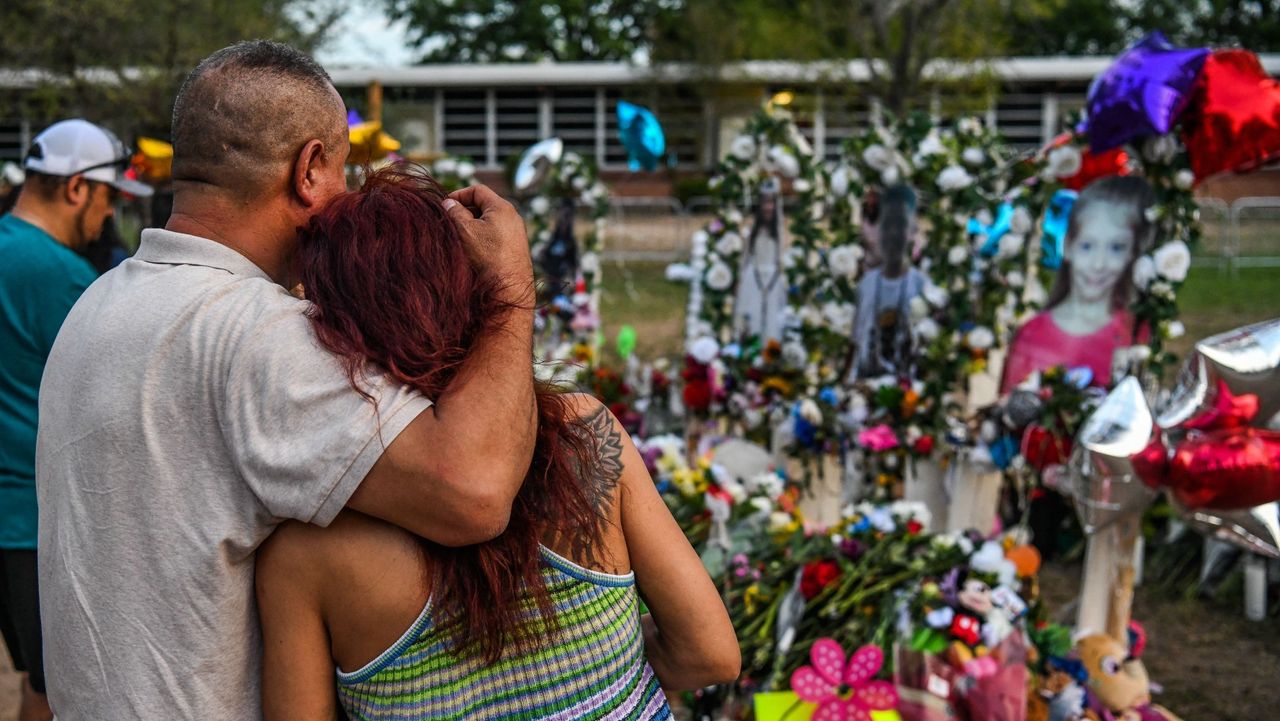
left=877, top=473, right=893, bottom=486
left=744, top=583, right=764, bottom=615
left=672, top=468, right=701, bottom=498
left=572, top=343, right=595, bottom=363
left=760, top=376, right=794, bottom=396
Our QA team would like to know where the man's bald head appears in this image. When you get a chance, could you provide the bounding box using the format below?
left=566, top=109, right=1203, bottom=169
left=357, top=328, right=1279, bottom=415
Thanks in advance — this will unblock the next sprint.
left=171, top=40, right=347, bottom=200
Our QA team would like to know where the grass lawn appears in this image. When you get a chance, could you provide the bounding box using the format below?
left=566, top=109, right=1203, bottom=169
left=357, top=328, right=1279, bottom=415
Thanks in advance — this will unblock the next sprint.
left=598, top=261, right=1280, bottom=364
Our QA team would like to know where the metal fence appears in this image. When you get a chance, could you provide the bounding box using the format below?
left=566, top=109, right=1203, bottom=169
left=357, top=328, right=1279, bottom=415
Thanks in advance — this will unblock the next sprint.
left=598, top=195, right=1280, bottom=270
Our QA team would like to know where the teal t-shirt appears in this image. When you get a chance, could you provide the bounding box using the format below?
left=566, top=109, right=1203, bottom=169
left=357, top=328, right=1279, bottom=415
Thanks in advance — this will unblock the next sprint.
left=0, top=213, right=97, bottom=549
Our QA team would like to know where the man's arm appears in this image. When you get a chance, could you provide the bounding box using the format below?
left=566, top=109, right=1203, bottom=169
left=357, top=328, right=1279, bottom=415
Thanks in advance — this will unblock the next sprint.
left=345, top=185, right=538, bottom=547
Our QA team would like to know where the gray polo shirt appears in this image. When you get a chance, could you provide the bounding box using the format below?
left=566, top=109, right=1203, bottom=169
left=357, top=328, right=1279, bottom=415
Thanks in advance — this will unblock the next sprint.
left=36, top=228, right=432, bottom=720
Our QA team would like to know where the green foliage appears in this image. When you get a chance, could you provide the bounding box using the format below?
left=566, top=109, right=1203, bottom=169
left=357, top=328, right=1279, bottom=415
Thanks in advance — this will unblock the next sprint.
left=383, top=0, right=682, bottom=62
left=0, top=0, right=342, bottom=136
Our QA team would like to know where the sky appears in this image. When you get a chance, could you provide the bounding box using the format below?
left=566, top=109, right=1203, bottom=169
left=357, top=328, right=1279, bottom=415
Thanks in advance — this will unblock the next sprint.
left=315, top=3, right=417, bottom=67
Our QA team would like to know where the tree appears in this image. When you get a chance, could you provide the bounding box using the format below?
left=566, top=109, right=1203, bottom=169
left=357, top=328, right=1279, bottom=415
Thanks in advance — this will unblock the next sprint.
left=0, top=0, right=342, bottom=137
left=382, top=0, right=683, bottom=63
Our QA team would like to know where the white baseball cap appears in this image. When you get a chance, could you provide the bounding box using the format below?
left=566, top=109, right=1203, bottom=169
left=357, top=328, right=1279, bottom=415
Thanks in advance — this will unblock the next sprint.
left=23, top=119, right=154, bottom=197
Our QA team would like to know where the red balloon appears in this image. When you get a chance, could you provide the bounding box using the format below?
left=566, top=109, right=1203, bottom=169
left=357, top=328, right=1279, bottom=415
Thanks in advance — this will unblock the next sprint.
left=1181, top=49, right=1280, bottom=182
left=1167, top=428, right=1280, bottom=511
left=1180, top=379, right=1260, bottom=432
left=1045, top=132, right=1132, bottom=191
left=1131, top=436, right=1169, bottom=490
left=1061, top=147, right=1132, bottom=192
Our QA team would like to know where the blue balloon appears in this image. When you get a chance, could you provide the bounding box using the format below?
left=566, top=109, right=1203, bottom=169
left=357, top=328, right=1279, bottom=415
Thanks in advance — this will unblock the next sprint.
left=1040, top=189, right=1077, bottom=270
left=968, top=203, right=1015, bottom=259
left=616, top=100, right=666, bottom=172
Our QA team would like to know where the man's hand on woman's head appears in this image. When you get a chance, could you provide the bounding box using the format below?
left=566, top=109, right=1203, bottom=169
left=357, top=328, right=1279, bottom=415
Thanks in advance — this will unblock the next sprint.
left=443, top=184, right=533, bottom=283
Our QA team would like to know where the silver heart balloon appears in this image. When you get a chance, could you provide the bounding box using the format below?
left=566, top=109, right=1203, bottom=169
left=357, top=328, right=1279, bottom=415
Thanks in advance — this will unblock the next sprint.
left=1172, top=498, right=1280, bottom=559
left=513, top=137, right=564, bottom=195
left=1069, top=377, right=1160, bottom=534
left=1161, top=318, right=1280, bottom=432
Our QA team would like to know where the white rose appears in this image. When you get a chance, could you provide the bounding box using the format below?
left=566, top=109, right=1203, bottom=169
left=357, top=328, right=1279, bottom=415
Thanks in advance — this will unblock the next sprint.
left=1175, top=169, right=1195, bottom=191
left=725, top=208, right=744, bottom=225
left=909, top=296, right=929, bottom=320
left=938, top=165, right=974, bottom=191
left=948, top=245, right=969, bottom=265
left=688, top=336, right=720, bottom=364
left=793, top=178, right=812, bottom=193
left=997, top=233, right=1025, bottom=259
left=767, top=145, right=801, bottom=178
left=958, top=117, right=982, bottom=135
left=801, top=305, right=823, bottom=328
left=1010, top=207, right=1033, bottom=235
left=822, top=302, right=855, bottom=329
left=1143, top=134, right=1179, bottom=164
left=881, top=165, right=901, bottom=186
left=715, top=232, right=743, bottom=256
left=749, top=496, right=773, bottom=515
left=782, top=342, right=808, bottom=368
left=730, top=134, right=757, bottom=161
left=1153, top=240, right=1191, bottom=282
left=828, top=244, right=862, bottom=277
left=571, top=175, right=589, bottom=191
left=579, top=252, right=600, bottom=274
left=1132, top=255, right=1156, bottom=289
left=1046, top=145, right=1082, bottom=179
left=962, top=147, right=986, bottom=166
left=456, top=161, right=475, bottom=179
left=830, top=166, right=850, bottom=197
left=529, top=196, right=550, bottom=215
left=434, top=157, right=458, bottom=175
left=863, top=144, right=893, bottom=171
left=967, top=326, right=995, bottom=350
left=591, top=182, right=607, bottom=198
left=916, top=318, right=940, bottom=341
left=1007, top=270, right=1025, bottom=288
left=799, top=399, right=823, bottom=424
left=705, top=262, right=734, bottom=291
left=768, top=511, right=793, bottom=533
left=918, top=131, right=946, bottom=158
left=1150, top=280, right=1175, bottom=300
left=923, top=282, right=949, bottom=308
left=562, top=151, right=582, bottom=168
left=1165, top=320, right=1186, bottom=339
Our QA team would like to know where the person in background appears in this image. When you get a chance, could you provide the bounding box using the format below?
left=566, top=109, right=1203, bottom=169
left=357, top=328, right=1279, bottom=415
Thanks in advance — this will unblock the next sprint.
left=847, top=184, right=926, bottom=381
left=256, top=167, right=739, bottom=720
left=36, top=41, right=536, bottom=721
left=0, top=118, right=153, bottom=721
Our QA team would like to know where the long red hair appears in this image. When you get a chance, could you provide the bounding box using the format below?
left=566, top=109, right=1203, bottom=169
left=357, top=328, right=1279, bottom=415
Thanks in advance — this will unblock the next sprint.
left=295, top=166, right=607, bottom=662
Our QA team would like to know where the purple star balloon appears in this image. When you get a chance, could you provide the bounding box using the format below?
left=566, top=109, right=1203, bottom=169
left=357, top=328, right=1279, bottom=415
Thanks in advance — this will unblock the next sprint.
left=1083, top=31, right=1209, bottom=152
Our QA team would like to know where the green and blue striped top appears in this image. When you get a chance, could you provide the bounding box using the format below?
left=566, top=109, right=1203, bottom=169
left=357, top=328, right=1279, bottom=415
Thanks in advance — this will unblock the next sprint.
left=335, top=546, right=671, bottom=720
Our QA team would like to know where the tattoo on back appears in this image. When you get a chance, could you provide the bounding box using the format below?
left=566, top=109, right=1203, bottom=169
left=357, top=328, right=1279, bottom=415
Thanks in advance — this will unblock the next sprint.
left=578, top=405, right=624, bottom=514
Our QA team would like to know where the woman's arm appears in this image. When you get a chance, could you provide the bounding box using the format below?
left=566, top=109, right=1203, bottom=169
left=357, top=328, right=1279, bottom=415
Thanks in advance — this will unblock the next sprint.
left=598, top=405, right=741, bottom=690
left=256, top=523, right=342, bottom=721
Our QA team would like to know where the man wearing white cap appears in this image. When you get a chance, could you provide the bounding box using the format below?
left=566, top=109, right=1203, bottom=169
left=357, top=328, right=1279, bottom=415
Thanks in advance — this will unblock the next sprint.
left=0, top=118, right=151, bottom=721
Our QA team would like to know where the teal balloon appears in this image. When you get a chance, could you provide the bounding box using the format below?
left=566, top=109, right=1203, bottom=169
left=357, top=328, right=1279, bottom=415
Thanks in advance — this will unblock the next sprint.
left=616, top=325, right=638, bottom=358
left=1041, top=189, right=1078, bottom=270
left=968, top=203, right=1015, bottom=259
left=616, top=101, right=665, bottom=172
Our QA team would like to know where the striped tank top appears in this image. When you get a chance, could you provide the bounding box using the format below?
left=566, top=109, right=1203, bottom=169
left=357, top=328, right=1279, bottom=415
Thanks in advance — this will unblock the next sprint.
left=335, top=546, right=672, bottom=720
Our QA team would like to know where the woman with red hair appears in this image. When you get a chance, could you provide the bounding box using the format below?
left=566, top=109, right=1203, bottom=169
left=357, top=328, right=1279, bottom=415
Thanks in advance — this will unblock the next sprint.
left=254, top=167, right=739, bottom=720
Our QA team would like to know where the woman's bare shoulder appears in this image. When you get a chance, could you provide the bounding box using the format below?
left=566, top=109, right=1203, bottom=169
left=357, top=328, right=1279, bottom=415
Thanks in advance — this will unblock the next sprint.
left=257, top=511, right=420, bottom=591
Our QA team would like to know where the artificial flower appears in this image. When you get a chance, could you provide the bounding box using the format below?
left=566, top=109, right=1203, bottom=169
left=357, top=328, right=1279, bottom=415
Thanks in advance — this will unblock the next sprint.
left=704, top=261, right=734, bottom=291
left=938, top=165, right=974, bottom=191
left=858, top=424, right=900, bottom=452
left=1153, top=240, right=1191, bottom=282
left=862, top=143, right=893, bottom=171
left=791, top=641, right=899, bottom=718
left=714, top=232, right=743, bottom=256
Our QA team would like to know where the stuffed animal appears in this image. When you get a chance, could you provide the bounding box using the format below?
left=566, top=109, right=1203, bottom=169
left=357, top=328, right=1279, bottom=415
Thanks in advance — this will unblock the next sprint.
left=1074, top=631, right=1181, bottom=721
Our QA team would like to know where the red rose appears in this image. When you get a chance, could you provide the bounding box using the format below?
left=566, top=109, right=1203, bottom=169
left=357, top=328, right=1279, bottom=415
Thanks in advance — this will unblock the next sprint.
left=683, top=379, right=711, bottom=411
left=1023, top=424, right=1071, bottom=470
left=800, top=559, right=842, bottom=600
left=912, top=435, right=935, bottom=455
left=906, top=519, right=924, bottom=534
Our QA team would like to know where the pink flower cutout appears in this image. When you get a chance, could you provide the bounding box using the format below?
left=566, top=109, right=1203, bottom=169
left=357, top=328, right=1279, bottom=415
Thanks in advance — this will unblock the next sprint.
left=791, top=639, right=899, bottom=721
left=856, top=424, right=899, bottom=452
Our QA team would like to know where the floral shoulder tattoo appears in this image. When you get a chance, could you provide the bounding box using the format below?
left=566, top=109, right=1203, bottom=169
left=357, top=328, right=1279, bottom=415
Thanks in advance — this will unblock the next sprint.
left=577, top=405, right=624, bottom=514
